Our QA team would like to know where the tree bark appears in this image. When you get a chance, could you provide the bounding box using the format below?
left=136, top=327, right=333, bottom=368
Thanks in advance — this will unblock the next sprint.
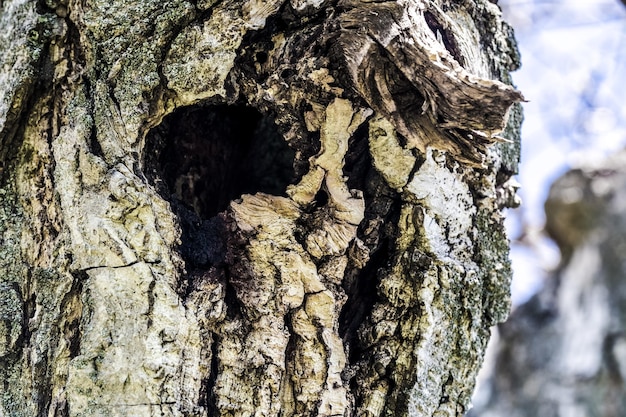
left=0, top=0, right=522, bottom=416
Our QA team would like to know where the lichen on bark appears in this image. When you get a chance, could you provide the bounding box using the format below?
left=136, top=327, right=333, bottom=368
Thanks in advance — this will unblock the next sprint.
left=0, top=0, right=522, bottom=416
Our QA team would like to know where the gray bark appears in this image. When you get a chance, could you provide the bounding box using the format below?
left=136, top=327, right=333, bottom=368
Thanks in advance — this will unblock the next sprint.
left=0, top=0, right=522, bottom=416
left=469, top=151, right=626, bottom=417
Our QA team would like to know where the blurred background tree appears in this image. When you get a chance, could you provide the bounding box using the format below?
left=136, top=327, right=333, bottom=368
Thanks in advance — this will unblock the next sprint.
left=470, top=1, right=626, bottom=415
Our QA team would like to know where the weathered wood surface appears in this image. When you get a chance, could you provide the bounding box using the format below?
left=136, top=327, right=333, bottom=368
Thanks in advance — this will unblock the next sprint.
left=0, top=0, right=522, bottom=416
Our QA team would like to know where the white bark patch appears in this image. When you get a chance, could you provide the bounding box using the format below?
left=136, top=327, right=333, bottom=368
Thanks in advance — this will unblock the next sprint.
left=406, top=149, right=476, bottom=263
left=407, top=268, right=446, bottom=417
left=52, top=91, right=179, bottom=272
left=364, top=148, right=485, bottom=417
left=445, top=9, right=491, bottom=79
left=290, top=0, right=325, bottom=12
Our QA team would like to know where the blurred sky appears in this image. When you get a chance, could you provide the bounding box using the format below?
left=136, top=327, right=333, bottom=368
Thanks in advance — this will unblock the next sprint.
left=498, top=0, right=626, bottom=305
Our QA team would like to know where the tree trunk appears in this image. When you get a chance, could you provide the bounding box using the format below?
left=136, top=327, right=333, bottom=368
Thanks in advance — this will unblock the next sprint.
left=0, top=1, right=522, bottom=416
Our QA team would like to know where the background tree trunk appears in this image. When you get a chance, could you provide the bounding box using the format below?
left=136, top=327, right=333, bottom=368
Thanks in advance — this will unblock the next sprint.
left=469, top=150, right=626, bottom=417
left=0, top=0, right=522, bottom=416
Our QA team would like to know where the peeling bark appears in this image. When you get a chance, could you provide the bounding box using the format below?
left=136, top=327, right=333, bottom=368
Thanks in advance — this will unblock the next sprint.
left=0, top=0, right=522, bottom=416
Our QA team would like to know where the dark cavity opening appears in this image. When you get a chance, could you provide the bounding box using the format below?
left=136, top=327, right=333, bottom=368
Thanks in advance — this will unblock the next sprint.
left=143, top=104, right=295, bottom=272
left=144, top=104, right=295, bottom=219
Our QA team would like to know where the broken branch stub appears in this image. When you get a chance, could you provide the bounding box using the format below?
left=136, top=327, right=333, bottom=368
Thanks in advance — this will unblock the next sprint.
left=335, top=0, right=524, bottom=165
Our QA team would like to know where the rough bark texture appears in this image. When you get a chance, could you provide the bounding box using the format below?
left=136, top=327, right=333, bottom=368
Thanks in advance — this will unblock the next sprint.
left=469, top=151, right=626, bottom=417
left=0, top=0, right=522, bottom=416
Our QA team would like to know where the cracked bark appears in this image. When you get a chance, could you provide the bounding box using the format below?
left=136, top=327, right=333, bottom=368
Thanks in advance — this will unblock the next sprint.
left=0, top=0, right=522, bottom=416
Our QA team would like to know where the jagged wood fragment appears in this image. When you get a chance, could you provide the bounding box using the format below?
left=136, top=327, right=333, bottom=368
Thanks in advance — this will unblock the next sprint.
left=336, top=0, right=524, bottom=165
